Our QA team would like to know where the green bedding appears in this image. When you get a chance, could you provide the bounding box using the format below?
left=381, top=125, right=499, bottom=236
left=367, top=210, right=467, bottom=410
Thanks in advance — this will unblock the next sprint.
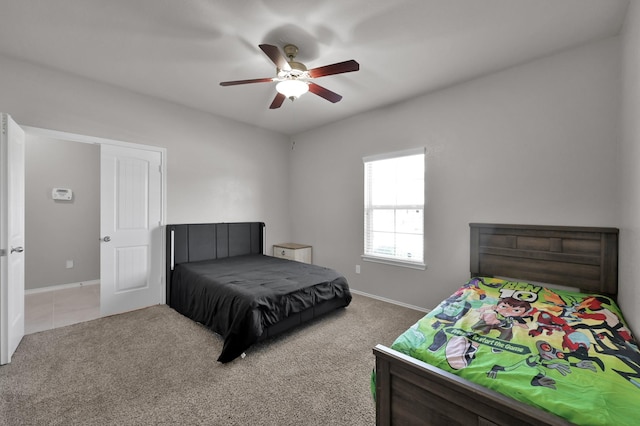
left=389, top=277, right=640, bottom=425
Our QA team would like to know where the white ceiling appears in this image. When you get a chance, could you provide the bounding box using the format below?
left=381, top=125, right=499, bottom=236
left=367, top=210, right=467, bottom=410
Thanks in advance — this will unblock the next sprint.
left=0, top=0, right=630, bottom=135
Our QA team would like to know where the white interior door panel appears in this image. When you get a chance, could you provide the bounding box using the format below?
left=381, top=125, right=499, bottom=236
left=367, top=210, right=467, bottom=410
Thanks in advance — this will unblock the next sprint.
left=100, top=144, right=162, bottom=316
left=0, top=113, right=25, bottom=365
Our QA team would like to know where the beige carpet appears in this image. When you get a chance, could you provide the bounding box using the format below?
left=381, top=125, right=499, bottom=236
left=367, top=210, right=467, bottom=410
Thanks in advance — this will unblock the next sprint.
left=0, top=293, right=425, bottom=425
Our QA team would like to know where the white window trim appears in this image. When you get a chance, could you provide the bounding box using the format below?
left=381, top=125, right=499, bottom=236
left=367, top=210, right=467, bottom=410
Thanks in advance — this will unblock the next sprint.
left=362, top=147, right=425, bottom=163
left=363, top=147, right=426, bottom=270
left=361, top=254, right=426, bottom=270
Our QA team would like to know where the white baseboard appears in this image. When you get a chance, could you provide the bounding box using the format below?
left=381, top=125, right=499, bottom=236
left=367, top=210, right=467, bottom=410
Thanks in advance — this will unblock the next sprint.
left=350, top=289, right=430, bottom=313
left=25, top=280, right=100, bottom=295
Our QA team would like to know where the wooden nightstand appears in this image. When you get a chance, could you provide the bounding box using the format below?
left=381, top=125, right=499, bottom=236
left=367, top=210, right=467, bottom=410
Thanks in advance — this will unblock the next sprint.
left=273, top=243, right=312, bottom=264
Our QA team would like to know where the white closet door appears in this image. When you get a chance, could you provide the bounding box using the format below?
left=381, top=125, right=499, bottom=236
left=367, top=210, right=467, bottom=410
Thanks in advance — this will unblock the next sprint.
left=100, top=144, right=162, bottom=316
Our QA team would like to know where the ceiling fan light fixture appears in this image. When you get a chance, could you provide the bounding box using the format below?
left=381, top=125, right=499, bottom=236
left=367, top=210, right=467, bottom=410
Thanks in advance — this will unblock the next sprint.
left=276, top=79, right=309, bottom=100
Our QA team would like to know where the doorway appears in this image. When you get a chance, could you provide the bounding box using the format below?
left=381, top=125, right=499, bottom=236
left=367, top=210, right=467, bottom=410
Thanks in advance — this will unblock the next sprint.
left=24, top=134, right=100, bottom=333
left=22, top=126, right=166, bottom=332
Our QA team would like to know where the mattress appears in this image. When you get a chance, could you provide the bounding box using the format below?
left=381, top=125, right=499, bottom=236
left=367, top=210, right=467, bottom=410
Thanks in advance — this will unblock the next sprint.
left=389, top=277, right=640, bottom=425
left=170, top=254, right=351, bottom=362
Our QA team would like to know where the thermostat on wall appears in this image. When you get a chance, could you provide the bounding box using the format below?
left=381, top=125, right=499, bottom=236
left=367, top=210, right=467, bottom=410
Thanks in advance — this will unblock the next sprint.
left=52, top=187, right=73, bottom=201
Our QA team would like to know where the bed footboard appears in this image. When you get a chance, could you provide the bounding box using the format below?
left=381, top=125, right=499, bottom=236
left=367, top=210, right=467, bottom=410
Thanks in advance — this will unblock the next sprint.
left=373, top=345, right=572, bottom=426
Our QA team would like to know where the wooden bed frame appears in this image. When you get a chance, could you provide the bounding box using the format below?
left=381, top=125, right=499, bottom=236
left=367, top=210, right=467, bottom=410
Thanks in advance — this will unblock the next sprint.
left=373, top=223, right=619, bottom=426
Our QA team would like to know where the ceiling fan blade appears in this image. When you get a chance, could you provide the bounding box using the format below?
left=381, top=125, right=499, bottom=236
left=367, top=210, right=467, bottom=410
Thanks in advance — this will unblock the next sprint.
left=259, top=44, right=291, bottom=71
left=220, top=77, right=274, bottom=86
left=308, top=83, right=343, bottom=103
left=308, top=60, right=359, bottom=78
left=269, top=93, right=286, bottom=109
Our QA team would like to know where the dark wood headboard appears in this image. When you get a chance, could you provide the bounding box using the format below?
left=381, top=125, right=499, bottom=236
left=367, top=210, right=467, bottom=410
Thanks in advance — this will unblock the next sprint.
left=470, top=223, right=619, bottom=297
left=165, top=222, right=265, bottom=305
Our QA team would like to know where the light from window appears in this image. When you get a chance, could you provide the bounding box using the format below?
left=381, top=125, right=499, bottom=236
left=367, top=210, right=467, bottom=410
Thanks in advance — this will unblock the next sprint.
left=363, top=148, right=425, bottom=269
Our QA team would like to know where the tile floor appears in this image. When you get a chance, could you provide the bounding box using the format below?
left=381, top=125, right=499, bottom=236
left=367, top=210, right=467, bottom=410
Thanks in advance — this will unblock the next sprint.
left=25, top=283, right=100, bottom=334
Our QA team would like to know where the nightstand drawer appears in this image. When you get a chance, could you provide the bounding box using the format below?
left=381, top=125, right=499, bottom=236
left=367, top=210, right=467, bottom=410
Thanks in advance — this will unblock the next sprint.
left=273, top=243, right=312, bottom=264
left=275, top=246, right=296, bottom=258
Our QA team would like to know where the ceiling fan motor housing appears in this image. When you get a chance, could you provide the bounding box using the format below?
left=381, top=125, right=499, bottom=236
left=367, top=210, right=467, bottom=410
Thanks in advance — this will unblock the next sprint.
left=283, top=44, right=299, bottom=59
left=278, top=45, right=308, bottom=77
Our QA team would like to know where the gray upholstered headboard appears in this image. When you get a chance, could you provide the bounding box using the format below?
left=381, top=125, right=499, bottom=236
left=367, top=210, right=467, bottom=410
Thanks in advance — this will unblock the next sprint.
left=470, top=223, right=619, bottom=297
left=165, top=222, right=265, bottom=304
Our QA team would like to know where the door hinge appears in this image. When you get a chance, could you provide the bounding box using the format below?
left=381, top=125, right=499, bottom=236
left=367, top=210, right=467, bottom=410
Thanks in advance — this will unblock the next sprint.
left=1, top=114, right=7, bottom=135
left=0, top=249, right=5, bottom=257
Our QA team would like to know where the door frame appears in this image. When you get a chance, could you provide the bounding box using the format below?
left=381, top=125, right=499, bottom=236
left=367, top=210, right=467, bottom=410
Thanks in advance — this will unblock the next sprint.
left=22, top=126, right=167, bottom=304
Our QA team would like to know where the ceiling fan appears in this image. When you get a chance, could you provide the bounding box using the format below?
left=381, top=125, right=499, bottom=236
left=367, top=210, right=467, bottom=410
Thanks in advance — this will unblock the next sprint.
left=220, top=44, right=360, bottom=109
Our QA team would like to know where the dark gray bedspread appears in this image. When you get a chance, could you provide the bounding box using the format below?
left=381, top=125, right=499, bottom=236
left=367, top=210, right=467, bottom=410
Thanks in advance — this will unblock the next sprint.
left=170, top=254, right=351, bottom=362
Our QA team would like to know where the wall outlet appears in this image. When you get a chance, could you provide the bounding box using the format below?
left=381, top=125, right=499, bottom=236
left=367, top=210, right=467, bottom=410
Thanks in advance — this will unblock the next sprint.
left=355, top=264, right=361, bottom=274
left=66, top=260, right=74, bottom=269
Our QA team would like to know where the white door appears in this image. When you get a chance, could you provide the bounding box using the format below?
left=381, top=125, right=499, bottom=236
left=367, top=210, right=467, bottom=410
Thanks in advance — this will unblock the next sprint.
left=0, top=113, right=25, bottom=365
left=100, top=144, right=163, bottom=316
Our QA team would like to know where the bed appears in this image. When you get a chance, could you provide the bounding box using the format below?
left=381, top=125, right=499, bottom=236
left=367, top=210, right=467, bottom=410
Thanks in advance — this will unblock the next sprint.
left=373, top=223, right=640, bottom=425
left=166, top=222, right=352, bottom=363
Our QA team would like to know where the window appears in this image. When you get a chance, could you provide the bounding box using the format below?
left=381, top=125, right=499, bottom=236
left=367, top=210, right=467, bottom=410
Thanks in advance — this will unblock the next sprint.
left=363, top=148, right=425, bottom=269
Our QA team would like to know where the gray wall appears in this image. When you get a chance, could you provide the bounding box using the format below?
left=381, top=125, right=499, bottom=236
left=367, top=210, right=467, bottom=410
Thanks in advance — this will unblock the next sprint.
left=25, top=135, right=100, bottom=289
left=0, top=53, right=293, bottom=263
left=289, top=37, right=622, bottom=313
left=619, top=1, right=640, bottom=336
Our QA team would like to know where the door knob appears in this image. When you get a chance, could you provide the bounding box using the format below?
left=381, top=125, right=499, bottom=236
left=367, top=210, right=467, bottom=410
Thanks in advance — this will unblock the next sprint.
left=10, top=246, right=24, bottom=253
left=101, top=236, right=111, bottom=242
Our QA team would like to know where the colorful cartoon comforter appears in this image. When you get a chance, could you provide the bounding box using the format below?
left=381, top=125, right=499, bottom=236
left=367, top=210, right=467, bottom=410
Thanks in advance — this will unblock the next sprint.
left=390, top=277, right=640, bottom=425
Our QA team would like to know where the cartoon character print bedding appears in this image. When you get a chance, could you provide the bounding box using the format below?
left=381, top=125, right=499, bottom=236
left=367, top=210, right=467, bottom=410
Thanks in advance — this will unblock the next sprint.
left=390, top=277, right=640, bottom=425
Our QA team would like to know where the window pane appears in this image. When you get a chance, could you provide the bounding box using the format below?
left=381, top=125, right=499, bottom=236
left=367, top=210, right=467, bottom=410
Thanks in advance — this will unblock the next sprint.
left=370, top=160, right=397, bottom=205
left=396, top=157, right=424, bottom=205
left=395, top=209, right=423, bottom=234
left=396, top=233, right=423, bottom=261
left=368, top=157, right=424, bottom=206
left=370, top=209, right=395, bottom=233
left=370, top=231, right=396, bottom=257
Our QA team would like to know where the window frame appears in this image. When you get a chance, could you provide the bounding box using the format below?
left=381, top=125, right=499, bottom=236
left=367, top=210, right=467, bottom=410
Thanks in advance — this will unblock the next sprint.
left=362, top=147, right=426, bottom=270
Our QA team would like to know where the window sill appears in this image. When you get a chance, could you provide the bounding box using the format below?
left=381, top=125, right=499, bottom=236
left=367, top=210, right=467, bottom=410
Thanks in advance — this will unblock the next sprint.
left=361, top=255, right=426, bottom=270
